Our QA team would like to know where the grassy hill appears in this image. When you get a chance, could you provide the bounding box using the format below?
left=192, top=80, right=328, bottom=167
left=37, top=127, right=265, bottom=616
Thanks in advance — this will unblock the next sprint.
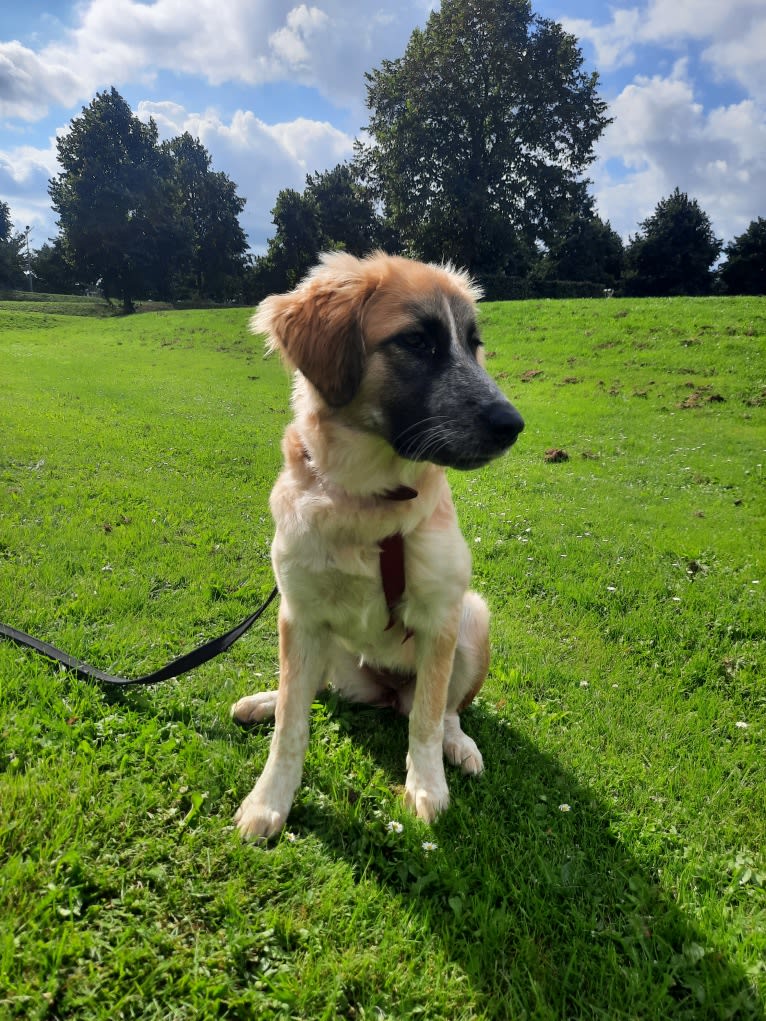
left=1, top=296, right=764, bottom=1019
left=0, top=290, right=183, bottom=317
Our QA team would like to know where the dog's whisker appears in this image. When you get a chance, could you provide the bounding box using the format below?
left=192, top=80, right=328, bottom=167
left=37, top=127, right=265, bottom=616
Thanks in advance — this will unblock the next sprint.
left=394, top=415, right=451, bottom=444
left=408, top=425, right=455, bottom=463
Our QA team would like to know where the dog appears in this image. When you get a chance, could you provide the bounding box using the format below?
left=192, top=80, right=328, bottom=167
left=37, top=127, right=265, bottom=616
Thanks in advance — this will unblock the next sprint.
left=231, top=251, right=524, bottom=839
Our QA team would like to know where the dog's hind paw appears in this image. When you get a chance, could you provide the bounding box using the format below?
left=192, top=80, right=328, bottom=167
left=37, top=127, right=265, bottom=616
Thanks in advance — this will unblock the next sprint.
left=443, top=732, right=484, bottom=775
left=231, top=691, right=278, bottom=726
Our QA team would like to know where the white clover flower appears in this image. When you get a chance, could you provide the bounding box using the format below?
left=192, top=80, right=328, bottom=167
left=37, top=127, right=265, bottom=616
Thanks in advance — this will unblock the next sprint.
left=386, top=820, right=404, bottom=834
left=579, top=680, right=589, bottom=688
left=735, top=721, right=749, bottom=729
left=558, top=803, right=572, bottom=813
left=284, top=831, right=298, bottom=843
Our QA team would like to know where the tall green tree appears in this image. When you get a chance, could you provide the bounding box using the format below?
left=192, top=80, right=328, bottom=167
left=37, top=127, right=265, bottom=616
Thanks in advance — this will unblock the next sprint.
left=49, top=88, right=186, bottom=311
left=261, top=187, right=324, bottom=291
left=164, top=133, right=248, bottom=300
left=0, top=201, right=26, bottom=289
left=624, top=189, right=722, bottom=297
left=537, top=192, right=624, bottom=287
left=356, top=0, right=610, bottom=273
left=719, top=217, right=766, bottom=295
left=305, top=163, right=387, bottom=256
left=31, top=240, right=79, bottom=294
left=250, top=163, right=386, bottom=298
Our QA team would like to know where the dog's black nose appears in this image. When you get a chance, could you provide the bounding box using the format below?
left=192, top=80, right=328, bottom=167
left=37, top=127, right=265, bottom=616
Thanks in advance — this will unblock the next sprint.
left=481, top=402, right=525, bottom=447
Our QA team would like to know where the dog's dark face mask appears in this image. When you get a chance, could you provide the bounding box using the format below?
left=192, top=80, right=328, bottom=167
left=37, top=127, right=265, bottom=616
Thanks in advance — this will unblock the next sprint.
left=363, top=295, right=524, bottom=471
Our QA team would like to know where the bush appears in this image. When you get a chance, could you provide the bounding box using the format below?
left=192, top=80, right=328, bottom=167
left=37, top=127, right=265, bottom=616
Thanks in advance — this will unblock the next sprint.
left=476, top=275, right=607, bottom=301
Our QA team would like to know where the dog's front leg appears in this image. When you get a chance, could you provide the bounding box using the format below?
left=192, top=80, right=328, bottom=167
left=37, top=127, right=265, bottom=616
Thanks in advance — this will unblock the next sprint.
left=405, top=614, right=459, bottom=823
left=235, top=612, right=327, bottom=840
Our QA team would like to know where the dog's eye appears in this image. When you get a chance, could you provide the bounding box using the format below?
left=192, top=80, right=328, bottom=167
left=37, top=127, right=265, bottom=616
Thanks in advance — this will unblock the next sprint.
left=398, top=332, right=434, bottom=355
left=468, top=330, right=483, bottom=354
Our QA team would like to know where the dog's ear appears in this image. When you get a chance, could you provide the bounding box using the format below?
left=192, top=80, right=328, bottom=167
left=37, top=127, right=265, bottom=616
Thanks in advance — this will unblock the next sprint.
left=252, top=258, right=376, bottom=407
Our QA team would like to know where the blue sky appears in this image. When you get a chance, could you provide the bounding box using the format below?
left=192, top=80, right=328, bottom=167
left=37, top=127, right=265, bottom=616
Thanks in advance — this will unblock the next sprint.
left=2, top=0, right=765, bottom=256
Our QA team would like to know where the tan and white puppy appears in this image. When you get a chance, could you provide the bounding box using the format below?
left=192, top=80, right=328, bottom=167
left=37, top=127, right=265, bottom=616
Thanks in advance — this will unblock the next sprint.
left=232, top=251, right=523, bottom=839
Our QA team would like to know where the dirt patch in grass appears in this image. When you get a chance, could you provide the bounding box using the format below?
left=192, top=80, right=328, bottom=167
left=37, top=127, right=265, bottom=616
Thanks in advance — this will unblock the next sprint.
left=544, top=448, right=570, bottom=463
left=678, top=387, right=726, bottom=409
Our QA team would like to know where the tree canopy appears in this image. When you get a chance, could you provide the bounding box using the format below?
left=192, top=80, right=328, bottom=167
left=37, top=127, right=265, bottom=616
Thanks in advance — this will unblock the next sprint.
left=719, top=217, right=766, bottom=295
left=356, top=0, right=610, bottom=274
left=0, top=201, right=27, bottom=290
left=535, top=192, right=624, bottom=288
left=624, top=188, right=722, bottom=297
left=49, top=88, right=247, bottom=310
left=164, top=133, right=249, bottom=299
left=248, top=164, right=385, bottom=297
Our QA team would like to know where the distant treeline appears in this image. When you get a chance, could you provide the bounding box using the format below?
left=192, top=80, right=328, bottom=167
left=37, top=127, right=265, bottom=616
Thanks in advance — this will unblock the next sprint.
left=2, top=0, right=764, bottom=305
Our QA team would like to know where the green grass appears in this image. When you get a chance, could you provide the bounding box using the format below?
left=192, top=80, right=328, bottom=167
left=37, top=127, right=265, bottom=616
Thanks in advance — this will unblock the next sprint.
left=1, top=296, right=764, bottom=1020
left=0, top=291, right=182, bottom=317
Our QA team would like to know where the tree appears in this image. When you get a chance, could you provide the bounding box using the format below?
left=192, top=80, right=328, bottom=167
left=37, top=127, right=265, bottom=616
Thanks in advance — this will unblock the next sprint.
left=537, top=192, right=624, bottom=287
left=164, top=133, right=248, bottom=300
left=260, top=188, right=324, bottom=291
left=719, top=217, right=766, bottom=295
left=250, top=163, right=387, bottom=298
left=356, top=0, right=610, bottom=273
left=624, top=189, right=722, bottom=297
left=305, top=163, right=388, bottom=256
left=32, top=240, right=79, bottom=294
left=49, top=88, right=187, bottom=311
left=0, top=201, right=26, bottom=289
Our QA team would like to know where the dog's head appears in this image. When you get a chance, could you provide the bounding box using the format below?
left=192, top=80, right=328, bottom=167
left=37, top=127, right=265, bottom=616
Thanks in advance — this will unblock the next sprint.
left=253, top=251, right=524, bottom=470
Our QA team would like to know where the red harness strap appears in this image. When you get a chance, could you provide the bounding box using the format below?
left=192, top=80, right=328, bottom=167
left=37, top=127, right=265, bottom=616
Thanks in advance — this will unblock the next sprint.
left=379, top=485, right=418, bottom=642
left=379, top=533, right=407, bottom=626
left=379, top=533, right=413, bottom=642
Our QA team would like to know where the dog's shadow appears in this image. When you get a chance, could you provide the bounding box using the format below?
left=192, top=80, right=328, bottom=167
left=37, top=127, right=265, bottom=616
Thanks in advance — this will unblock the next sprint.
left=284, top=697, right=761, bottom=1020
left=116, top=685, right=760, bottom=1018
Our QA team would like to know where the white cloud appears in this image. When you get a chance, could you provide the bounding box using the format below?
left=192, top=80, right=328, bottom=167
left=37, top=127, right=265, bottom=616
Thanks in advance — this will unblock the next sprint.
left=0, top=135, right=60, bottom=236
left=137, top=101, right=355, bottom=251
left=0, top=41, right=83, bottom=121
left=565, top=0, right=766, bottom=102
left=562, top=1, right=766, bottom=244
left=560, top=10, right=642, bottom=72
left=0, top=96, right=355, bottom=251
left=0, top=0, right=419, bottom=122
left=269, top=6, right=330, bottom=67
left=592, top=65, right=766, bottom=244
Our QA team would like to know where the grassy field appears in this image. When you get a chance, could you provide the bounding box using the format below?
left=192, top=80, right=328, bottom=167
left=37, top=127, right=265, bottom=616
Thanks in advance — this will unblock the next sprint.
left=1, top=295, right=764, bottom=1020
left=0, top=291, right=180, bottom=317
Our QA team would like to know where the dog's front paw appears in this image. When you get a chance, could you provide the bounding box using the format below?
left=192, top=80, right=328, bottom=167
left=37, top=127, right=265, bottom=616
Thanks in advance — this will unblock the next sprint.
left=231, top=692, right=277, bottom=726
left=405, top=754, right=449, bottom=823
left=234, top=791, right=287, bottom=841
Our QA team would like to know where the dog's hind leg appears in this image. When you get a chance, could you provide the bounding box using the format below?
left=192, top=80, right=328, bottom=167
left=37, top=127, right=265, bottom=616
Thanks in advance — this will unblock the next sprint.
left=234, top=612, right=328, bottom=840
left=442, top=591, right=489, bottom=776
left=231, top=690, right=278, bottom=725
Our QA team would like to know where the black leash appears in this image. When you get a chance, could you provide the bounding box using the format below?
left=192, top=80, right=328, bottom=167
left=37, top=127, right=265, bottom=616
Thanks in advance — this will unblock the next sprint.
left=0, top=586, right=278, bottom=687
